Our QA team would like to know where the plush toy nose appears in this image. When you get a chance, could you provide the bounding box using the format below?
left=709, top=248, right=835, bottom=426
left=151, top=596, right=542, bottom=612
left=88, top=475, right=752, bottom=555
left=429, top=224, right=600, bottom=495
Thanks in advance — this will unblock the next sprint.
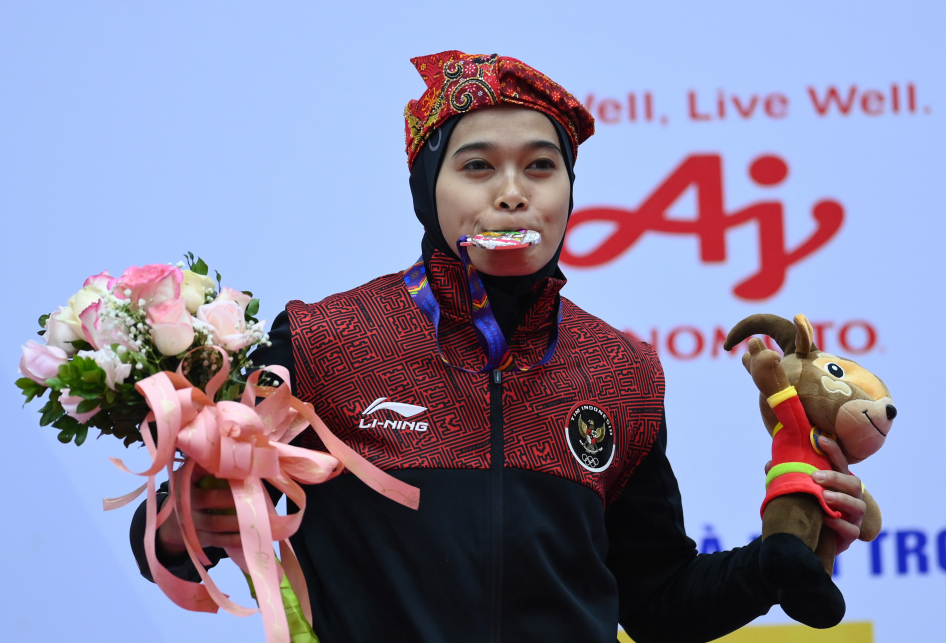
left=886, top=404, right=897, bottom=421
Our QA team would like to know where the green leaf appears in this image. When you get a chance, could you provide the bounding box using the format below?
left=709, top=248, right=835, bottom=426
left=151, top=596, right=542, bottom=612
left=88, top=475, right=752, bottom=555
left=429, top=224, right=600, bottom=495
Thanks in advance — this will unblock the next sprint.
left=57, top=429, right=74, bottom=444
left=39, top=391, right=63, bottom=425
left=40, top=402, right=66, bottom=427
left=74, top=425, right=89, bottom=446
left=76, top=398, right=100, bottom=413
left=38, top=313, right=50, bottom=329
left=45, top=377, right=65, bottom=389
left=245, top=298, right=260, bottom=318
left=16, top=378, right=46, bottom=404
left=241, top=290, right=254, bottom=297
left=215, top=270, right=223, bottom=290
left=16, top=377, right=39, bottom=391
left=70, top=339, right=93, bottom=351
left=193, top=257, right=209, bottom=276
left=80, top=369, right=103, bottom=385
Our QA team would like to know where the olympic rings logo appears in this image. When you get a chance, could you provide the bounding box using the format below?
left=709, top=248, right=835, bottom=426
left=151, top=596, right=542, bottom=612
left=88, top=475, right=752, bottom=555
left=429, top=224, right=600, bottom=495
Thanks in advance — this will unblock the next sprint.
left=581, top=454, right=600, bottom=467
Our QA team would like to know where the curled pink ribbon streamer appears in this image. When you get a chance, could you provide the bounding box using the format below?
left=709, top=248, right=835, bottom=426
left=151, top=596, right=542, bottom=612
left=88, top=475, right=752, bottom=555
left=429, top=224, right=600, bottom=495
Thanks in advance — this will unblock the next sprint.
left=104, top=348, right=420, bottom=643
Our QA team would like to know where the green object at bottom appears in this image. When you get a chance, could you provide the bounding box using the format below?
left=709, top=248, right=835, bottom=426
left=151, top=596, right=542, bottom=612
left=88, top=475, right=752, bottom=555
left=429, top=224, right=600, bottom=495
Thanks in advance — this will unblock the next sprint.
left=244, top=568, right=319, bottom=643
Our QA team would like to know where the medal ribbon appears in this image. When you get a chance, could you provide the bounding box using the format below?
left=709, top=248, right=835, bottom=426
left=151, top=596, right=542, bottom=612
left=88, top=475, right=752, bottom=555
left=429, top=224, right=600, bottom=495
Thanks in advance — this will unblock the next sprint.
left=403, top=238, right=562, bottom=374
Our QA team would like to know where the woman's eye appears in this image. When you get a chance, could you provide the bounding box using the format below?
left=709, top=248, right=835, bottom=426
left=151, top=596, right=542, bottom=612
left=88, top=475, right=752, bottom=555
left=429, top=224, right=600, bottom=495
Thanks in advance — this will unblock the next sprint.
left=528, top=159, right=556, bottom=170
left=825, top=362, right=845, bottom=378
left=463, top=160, right=491, bottom=171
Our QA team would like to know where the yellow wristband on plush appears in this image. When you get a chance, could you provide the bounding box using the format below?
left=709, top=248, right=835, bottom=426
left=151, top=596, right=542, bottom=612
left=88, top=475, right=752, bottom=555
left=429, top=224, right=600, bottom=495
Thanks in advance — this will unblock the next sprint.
left=767, top=386, right=798, bottom=408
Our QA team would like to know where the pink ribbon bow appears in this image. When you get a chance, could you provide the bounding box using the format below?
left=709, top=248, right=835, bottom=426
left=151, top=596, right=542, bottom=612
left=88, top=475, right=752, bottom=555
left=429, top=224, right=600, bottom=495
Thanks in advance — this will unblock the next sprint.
left=104, top=348, right=419, bottom=643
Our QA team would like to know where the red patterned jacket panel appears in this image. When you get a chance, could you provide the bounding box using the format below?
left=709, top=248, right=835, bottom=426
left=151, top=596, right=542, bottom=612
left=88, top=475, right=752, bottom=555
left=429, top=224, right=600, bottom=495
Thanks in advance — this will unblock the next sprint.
left=287, top=252, right=664, bottom=506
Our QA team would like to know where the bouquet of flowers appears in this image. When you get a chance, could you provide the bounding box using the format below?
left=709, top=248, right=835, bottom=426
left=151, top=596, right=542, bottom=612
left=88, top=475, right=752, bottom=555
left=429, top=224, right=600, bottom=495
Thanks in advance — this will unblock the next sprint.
left=16, top=253, right=420, bottom=643
left=17, top=253, right=266, bottom=446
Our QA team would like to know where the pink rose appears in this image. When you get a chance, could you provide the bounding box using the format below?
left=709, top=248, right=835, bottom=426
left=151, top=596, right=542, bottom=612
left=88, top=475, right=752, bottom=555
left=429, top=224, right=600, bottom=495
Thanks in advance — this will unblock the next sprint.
left=115, top=264, right=182, bottom=311
left=197, top=300, right=254, bottom=351
left=215, top=287, right=252, bottom=312
left=79, top=301, right=134, bottom=351
left=45, top=308, right=83, bottom=356
left=60, top=389, right=100, bottom=424
left=19, top=341, right=68, bottom=384
left=83, top=270, right=118, bottom=292
left=147, top=298, right=195, bottom=356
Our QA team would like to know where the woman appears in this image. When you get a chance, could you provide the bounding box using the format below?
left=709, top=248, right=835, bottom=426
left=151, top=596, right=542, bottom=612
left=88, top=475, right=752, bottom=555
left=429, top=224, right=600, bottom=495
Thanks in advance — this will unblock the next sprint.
left=132, top=51, right=870, bottom=642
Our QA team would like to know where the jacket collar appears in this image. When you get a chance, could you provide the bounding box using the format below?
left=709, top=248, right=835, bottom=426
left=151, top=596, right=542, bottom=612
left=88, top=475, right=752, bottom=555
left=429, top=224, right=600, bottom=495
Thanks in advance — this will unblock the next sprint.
left=422, top=249, right=566, bottom=342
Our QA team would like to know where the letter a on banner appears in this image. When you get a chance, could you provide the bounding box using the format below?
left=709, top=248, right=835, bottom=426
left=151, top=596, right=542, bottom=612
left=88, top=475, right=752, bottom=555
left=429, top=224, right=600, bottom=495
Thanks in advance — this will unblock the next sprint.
left=562, top=155, right=844, bottom=300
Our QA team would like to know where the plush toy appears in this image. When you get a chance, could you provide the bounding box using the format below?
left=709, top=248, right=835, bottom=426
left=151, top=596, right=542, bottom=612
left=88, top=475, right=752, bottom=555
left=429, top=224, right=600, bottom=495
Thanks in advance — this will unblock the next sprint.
left=724, top=313, right=894, bottom=628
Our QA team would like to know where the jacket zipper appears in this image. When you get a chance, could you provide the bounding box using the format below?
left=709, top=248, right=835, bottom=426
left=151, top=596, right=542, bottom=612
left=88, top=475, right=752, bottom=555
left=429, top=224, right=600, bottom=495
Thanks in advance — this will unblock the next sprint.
left=489, top=368, right=504, bottom=643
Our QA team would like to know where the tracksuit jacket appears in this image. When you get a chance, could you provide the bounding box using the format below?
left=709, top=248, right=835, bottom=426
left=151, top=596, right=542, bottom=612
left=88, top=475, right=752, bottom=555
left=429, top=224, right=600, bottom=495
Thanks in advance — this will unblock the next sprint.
left=131, top=250, right=778, bottom=642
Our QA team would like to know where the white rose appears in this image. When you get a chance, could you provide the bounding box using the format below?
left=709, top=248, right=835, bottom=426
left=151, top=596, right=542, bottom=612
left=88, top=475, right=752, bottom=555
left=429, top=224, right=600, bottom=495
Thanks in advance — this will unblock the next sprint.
left=60, top=284, right=109, bottom=334
left=77, top=348, right=132, bottom=390
left=45, top=308, right=83, bottom=355
left=197, top=300, right=254, bottom=351
left=180, top=270, right=217, bottom=314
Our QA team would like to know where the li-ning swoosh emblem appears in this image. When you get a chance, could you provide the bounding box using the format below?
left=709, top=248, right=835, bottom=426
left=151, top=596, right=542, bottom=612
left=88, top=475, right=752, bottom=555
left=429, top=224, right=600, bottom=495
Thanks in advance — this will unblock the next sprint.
left=362, top=397, right=427, bottom=418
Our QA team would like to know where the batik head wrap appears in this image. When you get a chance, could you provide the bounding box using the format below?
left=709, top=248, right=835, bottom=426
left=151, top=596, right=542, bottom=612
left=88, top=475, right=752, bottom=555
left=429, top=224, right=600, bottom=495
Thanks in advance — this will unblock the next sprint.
left=404, top=50, right=595, bottom=170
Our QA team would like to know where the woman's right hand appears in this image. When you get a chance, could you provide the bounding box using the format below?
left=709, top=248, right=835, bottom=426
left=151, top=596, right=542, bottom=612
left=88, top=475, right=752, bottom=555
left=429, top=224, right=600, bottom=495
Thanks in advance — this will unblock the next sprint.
left=156, top=464, right=243, bottom=558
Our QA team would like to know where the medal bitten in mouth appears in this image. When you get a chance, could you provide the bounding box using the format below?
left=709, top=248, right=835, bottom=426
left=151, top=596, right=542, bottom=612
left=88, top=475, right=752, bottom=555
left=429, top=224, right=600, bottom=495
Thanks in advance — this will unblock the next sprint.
left=460, top=229, right=542, bottom=250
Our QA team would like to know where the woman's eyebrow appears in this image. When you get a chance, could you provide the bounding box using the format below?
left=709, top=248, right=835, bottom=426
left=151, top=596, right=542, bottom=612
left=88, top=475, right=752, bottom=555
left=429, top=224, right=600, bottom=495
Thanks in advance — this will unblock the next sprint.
left=526, top=140, right=562, bottom=156
left=452, top=141, right=496, bottom=157
left=452, top=139, right=562, bottom=157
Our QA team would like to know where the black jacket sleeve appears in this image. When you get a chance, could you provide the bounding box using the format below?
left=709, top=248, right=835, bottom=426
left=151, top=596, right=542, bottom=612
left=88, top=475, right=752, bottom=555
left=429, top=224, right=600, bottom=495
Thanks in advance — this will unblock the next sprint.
left=129, top=484, right=226, bottom=583
left=606, top=412, right=778, bottom=643
left=129, top=311, right=295, bottom=582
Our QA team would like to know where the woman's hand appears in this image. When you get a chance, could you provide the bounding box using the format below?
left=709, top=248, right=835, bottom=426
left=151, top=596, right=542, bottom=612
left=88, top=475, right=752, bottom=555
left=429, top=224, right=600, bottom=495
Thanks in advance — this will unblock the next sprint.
left=763, top=434, right=873, bottom=555
left=156, top=464, right=243, bottom=559
left=811, top=468, right=866, bottom=554
left=811, top=435, right=882, bottom=552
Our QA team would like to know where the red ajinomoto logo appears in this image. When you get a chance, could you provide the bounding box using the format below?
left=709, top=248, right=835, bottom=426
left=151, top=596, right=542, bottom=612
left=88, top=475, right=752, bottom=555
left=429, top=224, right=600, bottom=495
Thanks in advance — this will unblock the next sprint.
left=561, top=155, right=844, bottom=300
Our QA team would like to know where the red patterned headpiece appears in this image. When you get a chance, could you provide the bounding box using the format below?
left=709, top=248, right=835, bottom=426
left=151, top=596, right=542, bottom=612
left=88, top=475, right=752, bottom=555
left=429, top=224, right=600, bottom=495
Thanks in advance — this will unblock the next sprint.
left=404, top=50, right=595, bottom=170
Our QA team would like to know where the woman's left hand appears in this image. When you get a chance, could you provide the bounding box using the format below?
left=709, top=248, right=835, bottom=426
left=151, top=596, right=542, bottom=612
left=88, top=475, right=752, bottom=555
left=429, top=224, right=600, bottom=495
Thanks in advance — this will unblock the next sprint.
left=810, top=435, right=867, bottom=554
left=763, top=435, right=868, bottom=554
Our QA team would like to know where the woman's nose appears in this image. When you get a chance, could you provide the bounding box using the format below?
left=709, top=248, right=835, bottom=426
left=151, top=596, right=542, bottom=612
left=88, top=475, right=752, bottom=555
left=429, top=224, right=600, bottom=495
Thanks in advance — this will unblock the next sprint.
left=495, top=175, right=528, bottom=211
left=498, top=197, right=527, bottom=210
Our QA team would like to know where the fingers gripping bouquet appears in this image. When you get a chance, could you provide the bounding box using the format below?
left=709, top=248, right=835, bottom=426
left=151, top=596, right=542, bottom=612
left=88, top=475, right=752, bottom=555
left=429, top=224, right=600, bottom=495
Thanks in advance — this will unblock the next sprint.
left=16, top=254, right=419, bottom=643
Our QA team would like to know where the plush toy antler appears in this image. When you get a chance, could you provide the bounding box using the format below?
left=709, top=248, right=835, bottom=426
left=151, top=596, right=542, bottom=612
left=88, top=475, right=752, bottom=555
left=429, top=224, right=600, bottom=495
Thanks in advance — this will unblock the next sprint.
left=725, top=314, right=893, bottom=629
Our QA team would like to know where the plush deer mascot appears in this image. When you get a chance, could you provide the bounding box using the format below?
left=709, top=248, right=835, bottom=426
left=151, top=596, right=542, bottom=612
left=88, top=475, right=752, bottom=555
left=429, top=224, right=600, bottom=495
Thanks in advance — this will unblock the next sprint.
left=725, top=314, right=894, bottom=628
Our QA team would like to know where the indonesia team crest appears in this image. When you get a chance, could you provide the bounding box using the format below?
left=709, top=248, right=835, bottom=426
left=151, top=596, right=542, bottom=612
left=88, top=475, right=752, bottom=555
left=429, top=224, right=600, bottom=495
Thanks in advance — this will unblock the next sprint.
left=565, top=403, right=615, bottom=472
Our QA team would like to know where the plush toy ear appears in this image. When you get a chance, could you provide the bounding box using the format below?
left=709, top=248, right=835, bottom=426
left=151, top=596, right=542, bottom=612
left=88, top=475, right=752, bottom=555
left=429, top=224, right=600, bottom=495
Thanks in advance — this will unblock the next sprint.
left=793, top=314, right=817, bottom=357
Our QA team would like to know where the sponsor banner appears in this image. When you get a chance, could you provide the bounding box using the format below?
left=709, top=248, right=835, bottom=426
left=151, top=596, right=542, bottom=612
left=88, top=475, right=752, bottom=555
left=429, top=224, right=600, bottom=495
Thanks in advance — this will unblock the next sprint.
left=620, top=621, right=873, bottom=642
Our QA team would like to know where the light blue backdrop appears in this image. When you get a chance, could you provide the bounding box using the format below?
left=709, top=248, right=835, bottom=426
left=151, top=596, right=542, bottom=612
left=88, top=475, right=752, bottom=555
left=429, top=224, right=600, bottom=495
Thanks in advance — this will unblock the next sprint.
left=2, top=2, right=943, bottom=641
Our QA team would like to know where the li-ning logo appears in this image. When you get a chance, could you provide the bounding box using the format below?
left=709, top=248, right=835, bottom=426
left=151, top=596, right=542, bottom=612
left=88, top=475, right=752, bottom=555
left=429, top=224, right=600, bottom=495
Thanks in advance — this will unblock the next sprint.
left=358, top=397, right=429, bottom=432
left=561, top=154, right=844, bottom=300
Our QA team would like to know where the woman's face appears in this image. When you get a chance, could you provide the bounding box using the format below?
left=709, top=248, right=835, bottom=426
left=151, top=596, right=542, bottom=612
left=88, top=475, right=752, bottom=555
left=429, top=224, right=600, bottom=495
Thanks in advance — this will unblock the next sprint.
left=435, top=106, right=571, bottom=276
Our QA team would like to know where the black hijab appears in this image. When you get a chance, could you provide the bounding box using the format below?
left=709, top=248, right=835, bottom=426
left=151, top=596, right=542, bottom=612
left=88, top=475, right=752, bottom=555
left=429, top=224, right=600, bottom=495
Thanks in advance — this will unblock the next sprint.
left=409, top=113, right=575, bottom=341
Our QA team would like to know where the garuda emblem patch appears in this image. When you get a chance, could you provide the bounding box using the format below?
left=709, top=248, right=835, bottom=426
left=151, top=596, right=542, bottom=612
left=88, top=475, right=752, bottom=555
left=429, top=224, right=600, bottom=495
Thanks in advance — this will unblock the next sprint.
left=565, top=403, right=615, bottom=473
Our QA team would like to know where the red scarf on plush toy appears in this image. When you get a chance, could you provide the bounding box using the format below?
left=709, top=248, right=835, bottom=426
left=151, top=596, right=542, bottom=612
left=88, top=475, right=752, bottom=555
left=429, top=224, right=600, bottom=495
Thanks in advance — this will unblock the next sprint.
left=762, top=386, right=842, bottom=519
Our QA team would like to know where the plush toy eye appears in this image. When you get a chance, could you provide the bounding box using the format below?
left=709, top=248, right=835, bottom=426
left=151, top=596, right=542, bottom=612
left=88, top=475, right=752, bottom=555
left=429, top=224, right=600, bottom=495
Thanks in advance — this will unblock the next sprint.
left=825, top=362, right=845, bottom=378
